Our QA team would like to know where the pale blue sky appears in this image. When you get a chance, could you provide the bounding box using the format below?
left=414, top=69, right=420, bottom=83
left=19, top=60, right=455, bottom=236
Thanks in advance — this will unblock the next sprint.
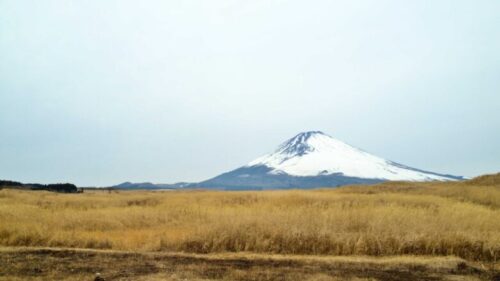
left=1, top=0, right=499, bottom=186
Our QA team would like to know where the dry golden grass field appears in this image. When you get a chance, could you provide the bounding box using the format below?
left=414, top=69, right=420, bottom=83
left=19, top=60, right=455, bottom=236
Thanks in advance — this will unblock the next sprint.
left=0, top=173, right=499, bottom=280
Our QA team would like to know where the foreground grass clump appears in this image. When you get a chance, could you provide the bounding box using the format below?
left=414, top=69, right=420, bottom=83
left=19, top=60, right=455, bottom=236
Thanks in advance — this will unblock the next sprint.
left=0, top=175, right=499, bottom=261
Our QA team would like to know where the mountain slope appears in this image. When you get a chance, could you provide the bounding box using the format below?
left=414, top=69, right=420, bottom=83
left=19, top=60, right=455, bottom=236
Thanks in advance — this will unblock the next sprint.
left=197, top=131, right=463, bottom=190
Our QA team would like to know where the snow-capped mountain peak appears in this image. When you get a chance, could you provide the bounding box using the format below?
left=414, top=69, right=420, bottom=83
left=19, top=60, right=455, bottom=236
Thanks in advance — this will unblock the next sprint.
left=276, top=131, right=326, bottom=156
left=247, top=131, right=459, bottom=181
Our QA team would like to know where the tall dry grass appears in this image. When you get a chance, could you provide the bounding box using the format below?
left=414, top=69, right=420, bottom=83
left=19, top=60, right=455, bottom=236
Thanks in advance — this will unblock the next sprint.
left=0, top=178, right=499, bottom=261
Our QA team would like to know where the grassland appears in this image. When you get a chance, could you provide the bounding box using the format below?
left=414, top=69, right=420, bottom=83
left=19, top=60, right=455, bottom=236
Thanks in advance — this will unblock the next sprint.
left=0, top=174, right=499, bottom=280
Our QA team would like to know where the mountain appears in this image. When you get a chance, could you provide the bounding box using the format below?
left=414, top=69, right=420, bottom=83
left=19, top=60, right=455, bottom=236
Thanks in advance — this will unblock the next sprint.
left=196, top=131, right=464, bottom=190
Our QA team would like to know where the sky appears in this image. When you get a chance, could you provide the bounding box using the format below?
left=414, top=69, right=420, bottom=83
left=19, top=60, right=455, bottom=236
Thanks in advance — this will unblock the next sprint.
left=1, top=0, right=499, bottom=186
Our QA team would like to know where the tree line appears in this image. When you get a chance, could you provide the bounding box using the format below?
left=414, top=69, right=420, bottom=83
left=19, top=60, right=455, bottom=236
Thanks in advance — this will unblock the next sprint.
left=0, top=180, right=79, bottom=193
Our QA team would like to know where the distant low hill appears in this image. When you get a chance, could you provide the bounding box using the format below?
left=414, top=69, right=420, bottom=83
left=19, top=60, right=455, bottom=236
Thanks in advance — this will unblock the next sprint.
left=466, top=172, right=500, bottom=186
left=0, top=180, right=79, bottom=193
left=113, top=181, right=190, bottom=190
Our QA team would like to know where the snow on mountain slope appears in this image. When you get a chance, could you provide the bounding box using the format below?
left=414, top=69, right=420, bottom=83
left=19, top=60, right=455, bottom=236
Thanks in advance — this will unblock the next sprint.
left=247, top=131, right=458, bottom=181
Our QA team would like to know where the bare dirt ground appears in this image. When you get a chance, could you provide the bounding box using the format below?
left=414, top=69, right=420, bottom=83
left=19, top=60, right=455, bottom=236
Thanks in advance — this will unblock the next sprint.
left=0, top=247, right=498, bottom=281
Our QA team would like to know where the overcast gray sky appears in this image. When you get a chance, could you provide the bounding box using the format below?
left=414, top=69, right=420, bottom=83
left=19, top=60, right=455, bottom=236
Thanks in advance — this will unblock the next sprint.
left=1, top=0, right=499, bottom=186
